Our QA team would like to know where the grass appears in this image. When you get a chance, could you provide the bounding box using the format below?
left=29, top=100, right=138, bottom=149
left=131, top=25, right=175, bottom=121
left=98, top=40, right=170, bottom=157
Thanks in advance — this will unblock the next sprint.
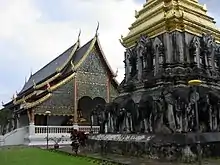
left=0, top=147, right=97, bottom=165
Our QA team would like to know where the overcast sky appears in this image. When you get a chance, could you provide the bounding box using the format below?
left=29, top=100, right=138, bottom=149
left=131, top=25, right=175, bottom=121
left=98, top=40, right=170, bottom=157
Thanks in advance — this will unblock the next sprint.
left=0, top=0, right=219, bottom=107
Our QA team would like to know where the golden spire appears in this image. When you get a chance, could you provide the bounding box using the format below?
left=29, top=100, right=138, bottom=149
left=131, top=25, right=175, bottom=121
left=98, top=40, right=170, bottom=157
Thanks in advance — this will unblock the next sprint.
left=121, top=0, right=220, bottom=47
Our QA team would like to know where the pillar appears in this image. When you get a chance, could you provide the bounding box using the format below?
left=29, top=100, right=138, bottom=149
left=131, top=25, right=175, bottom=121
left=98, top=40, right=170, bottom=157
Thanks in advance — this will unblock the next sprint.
left=106, top=77, right=110, bottom=103
left=16, top=114, right=20, bottom=128
left=27, top=109, right=35, bottom=135
left=73, top=73, right=79, bottom=130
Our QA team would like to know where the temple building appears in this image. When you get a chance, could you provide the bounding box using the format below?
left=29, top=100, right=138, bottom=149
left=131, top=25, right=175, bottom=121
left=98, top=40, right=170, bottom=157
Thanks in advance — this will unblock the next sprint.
left=2, top=31, right=119, bottom=133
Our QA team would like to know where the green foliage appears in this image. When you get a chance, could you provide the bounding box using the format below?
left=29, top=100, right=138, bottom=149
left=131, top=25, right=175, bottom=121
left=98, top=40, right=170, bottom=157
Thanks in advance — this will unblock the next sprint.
left=0, top=108, right=12, bottom=135
left=0, top=147, right=97, bottom=165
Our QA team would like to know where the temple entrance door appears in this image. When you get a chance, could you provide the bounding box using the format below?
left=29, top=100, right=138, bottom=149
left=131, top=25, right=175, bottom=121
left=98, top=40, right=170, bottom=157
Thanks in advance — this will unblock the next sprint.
left=77, top=96, right=106, bottom=124
left=78, top=96, right=93, bottom=123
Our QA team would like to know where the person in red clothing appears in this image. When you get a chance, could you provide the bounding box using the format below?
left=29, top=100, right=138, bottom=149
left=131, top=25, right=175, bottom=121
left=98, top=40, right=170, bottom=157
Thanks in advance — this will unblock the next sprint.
left=70, top=129, right=80, bottom=154
left=70, top=129, right=88, bottom=154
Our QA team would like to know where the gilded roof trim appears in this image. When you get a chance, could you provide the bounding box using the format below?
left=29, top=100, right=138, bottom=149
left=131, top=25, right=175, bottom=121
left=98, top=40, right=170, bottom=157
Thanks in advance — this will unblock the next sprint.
left=56, top=40, right=80, bottom=72
left=15, top=72, right=76, bottom=107
left=50, top=73, right=76, bottom=91
left=14, top=91, right=37, bottom=104
left=35, top=73, right=61, bottom=89
left=74, top=37, right=97, bottom=69
left=23, top=93, right=52, bottom=109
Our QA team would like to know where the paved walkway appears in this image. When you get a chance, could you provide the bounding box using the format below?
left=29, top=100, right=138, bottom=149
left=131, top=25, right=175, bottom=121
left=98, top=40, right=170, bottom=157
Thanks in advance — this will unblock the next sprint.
left=58, top=146, right=220, bottom=165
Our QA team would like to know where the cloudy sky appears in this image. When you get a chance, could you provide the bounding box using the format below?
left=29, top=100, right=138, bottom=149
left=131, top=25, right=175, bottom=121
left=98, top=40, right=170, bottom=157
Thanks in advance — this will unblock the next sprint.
left=0, top=0, right=219, bottom=107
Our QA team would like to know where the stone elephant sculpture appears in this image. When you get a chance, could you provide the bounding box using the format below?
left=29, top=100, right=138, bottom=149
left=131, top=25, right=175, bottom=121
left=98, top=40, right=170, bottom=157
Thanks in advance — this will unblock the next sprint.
left=114, top=97, right=139, bottom=133
left=138, top=94, right=155, bottom=133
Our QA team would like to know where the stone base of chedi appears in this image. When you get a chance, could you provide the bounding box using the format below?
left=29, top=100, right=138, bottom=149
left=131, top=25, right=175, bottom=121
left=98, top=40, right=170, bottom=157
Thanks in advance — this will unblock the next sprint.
left=87, top=133, right=220, bottom=162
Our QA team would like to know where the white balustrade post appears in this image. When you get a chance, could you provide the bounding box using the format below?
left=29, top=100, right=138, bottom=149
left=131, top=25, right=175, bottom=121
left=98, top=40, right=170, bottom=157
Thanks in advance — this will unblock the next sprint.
left=73, top=123, right=79, bottom=131
left=29, top=123, right=35, bottom=136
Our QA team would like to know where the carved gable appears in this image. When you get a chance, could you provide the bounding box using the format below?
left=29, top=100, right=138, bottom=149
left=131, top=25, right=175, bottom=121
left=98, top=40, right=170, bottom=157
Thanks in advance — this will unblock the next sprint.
left=78, top=47, right=107, bottom=74
left=77, top=46, right=108, bottom=100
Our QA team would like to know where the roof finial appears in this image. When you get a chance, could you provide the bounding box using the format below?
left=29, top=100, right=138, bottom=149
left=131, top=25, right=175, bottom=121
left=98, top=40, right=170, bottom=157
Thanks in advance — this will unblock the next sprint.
left=71, top=60, right=76, bottom=72
left=33, top=80, right=36, bottom=88
left=114, top=68, right=118, bottom=77
left=14, top=92, right=17, bottom=98
left=1, top=101, right=4, bottom=106
left=12, top=94, right=15, bottom=100
left=22, top=96, right=26, bottom=104
left=25, top=76, right=27, bottom=83
left=30, top=68, right=33, bottom=76
left=77, top=29, right=81, bottom=42
left=46, top=81, right=51, bottom=90
left=119, top=35, right=126, bottom=48
left=95, top=21, right=100, bottom=37
left=77, top=29, right=81, bottom=47
left=203, top=4, right=207, bottom=10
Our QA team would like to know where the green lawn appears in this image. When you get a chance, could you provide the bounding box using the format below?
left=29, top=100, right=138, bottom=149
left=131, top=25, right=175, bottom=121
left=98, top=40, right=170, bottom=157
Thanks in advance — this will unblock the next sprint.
left=0, top=147, right=97, bottom=165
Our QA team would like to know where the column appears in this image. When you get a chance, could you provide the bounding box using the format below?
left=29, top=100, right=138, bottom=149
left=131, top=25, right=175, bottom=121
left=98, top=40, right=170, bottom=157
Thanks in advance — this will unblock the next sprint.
left=106, top=77, right=110, bottom=103
left=27, top=109, right=35, bottom=136
left=16, top=114, right=20, bottom=128
left=73, top=73, right=79, bottom=130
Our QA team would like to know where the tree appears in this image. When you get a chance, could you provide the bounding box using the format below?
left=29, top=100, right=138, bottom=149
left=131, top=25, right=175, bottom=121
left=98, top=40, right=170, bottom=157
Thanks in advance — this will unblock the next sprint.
left=0, top=108, right=12, bottom=135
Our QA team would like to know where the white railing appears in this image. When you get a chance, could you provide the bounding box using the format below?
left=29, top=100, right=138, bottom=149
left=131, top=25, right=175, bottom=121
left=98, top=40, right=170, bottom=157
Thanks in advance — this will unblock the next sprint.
left=0, top=125, right=100, bottom=146
left=35, top=125, right=100, bottom=134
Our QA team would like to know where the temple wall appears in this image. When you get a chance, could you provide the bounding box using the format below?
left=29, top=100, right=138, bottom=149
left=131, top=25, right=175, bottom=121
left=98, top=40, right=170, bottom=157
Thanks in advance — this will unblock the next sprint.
left=19, top=114, right=29, bottom=127
left=33, top=78, right=75, bottom=117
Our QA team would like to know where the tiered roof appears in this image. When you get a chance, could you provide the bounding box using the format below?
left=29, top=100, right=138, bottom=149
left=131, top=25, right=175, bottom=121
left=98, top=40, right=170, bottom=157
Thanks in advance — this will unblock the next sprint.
left=121, top=0, right=220, bottom=47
